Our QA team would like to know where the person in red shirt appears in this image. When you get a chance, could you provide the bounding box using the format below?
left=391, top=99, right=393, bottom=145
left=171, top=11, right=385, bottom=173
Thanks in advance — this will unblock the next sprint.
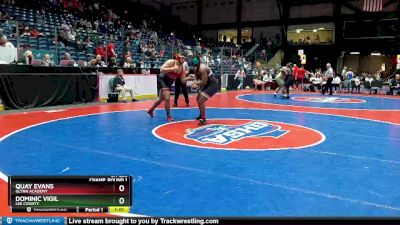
left=63, top=0, right=68, bottom=8
left=296, top=65, right=306, bottom=90
left=107, top=40, right=117, bottom=60
left=95, top=44, right=105, bottom=59
left=73, top=0, right=80, bottom=10
left=292, top=64, right=299, bottom=77
left=30, top=29, right=43, bottom=38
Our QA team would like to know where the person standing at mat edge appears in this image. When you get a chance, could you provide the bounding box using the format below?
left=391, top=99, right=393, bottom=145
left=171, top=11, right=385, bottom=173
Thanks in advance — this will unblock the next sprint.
left=322, top=63, right=334, bottom=95
left=147, top=53, right=194, bottom=121
left=190, top=56, right=219, bottom=125
left=174, top=60, right=190, bottom=107
left=274, top=67, right=288, bottom=98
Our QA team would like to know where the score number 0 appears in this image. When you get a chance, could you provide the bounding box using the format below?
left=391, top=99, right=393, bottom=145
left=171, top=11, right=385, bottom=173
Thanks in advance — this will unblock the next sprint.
left=119, top=185, right=126, bottom=205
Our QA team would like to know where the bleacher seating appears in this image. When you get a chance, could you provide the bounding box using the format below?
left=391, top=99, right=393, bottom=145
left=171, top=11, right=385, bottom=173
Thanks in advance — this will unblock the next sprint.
left=0, top=0, right=282, bottom=74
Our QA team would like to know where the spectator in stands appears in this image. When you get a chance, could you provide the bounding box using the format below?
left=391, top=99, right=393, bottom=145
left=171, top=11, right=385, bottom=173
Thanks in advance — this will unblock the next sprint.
left=113, top=69, right=137, bottom=103
left=253, top=62, right=264, bottom=91
left=64, top=53, right=72, bottom=61
left=53, top=36, right=65, bottom=48
left=0, top=35, right=14, bottom=48
left=267, top=39, right=273, bottom=49
left=138, top=60, right=145, bottom=69
left=23, top=48, right=33, bottom=65
left=79, top=19, right=87, bottom=29
left=253, top=69, right=265, bottom=91
left=139, top=42, right=146, bottom=54
left=202, top=53, right=211, bottom=66
left=94, top=2, right=100, bottom=11
left=75, top=33, right=84, bottom=51
left=61, top=20, right=71, bottom=32
left=389, top=74, right=400, bottom=95
left=106, top=40, right=117, bottom=60
left=72, top=20, right=78, bottom=30
left=99, top=22, right=108, bottom=34
left=346, top=68, right=354, bottom=80
left=21, top=26, right=31, bottom=36
left=341, top=66, right=347, bottom=79
left=124, top=51, right=131, bottom=60
left=88, top=54, right=105, bottom=67
left=351, top=76, right=361, bottom=93
left=95, top=44, right=106, bottom=59
left=30, top=29, right=43, bottom=38
left=83, top=36, right=93, bottom=50
left=375, top=71, right=382, bottom=80
left=263, top=71, right=274, bottom=90
left=332, top=75, right=341, bottom=93
left=35, top=10, right=44, bottom=26
left=108, top=57, right=118, bottom=68
left=310, top=72, right=323, bottom=91
left=365, top=74, right=373, bottom=84
left=41, top=54, right=54, bottom=67
left=151, top=31, right=158, bottom=43
left=85, top=21, right=93, bottom=32
left=0, top=11, right=11, bottom=20
left=150, top=50, right=157, bottom=63
left=68, top=29, right=76, bottom=42
left=234, top=68, right=246, bottom=90
left=123, top=57, right=135, bottom=68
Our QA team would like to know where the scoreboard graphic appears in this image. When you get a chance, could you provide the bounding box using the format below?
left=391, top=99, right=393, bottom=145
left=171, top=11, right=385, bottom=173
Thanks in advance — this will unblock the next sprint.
left=8, top=176, right=132, bottom=213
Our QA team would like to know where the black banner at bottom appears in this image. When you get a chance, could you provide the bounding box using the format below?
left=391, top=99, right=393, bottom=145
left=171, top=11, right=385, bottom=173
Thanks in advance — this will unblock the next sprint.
left=66, top=218, right=400, bottom=225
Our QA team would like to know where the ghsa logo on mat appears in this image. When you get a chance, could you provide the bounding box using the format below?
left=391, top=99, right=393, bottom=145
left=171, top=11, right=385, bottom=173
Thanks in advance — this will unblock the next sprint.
left=292, top=96, right=366, bottom=103
left=153, top=119, right=325, bottom=151
left=185, top=121, right=287, bottom=145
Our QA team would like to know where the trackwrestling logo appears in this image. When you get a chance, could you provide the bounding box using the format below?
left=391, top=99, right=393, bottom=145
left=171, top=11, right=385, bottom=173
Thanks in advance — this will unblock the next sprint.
left=153, top=119, right=325, bottom=151
left=292, top=96, right=365, bottom=103
left=185, top=121, right=288, bottom=145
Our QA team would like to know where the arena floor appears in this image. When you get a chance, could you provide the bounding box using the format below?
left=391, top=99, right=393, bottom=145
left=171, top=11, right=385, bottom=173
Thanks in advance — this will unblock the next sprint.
left=1, top=90, right=400, bottom=217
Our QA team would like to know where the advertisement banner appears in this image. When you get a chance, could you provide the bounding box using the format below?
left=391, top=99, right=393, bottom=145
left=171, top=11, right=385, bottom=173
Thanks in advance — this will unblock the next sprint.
left=0, top=47, right=18, bottom=63
left=98, top=74, right=158, bottom=101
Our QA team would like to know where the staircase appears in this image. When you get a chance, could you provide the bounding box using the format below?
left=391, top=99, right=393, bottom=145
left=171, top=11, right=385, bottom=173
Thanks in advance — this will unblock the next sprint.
left=244, top=43, right=259, bottom=57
